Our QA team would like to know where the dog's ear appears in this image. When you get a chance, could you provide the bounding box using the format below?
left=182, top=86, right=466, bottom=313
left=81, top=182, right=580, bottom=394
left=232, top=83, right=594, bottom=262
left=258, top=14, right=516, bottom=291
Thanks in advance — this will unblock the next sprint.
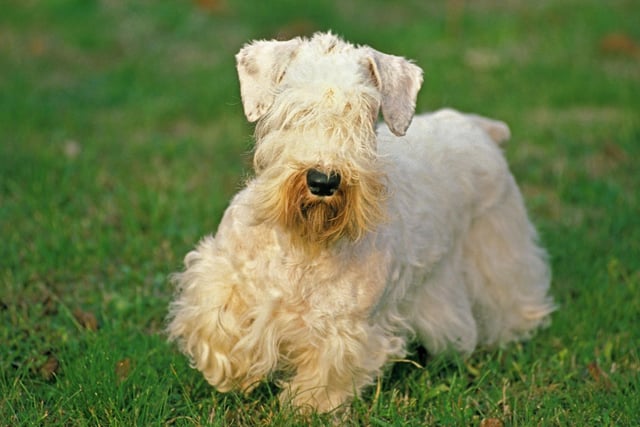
left=365, top=50, right=423, bottom=136
left=236, top=38, right=302, bottom=122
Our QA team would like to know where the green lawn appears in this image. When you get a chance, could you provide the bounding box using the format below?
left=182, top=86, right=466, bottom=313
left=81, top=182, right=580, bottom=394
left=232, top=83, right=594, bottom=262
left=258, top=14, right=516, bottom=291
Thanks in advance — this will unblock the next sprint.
left=1, top=0, right=639, bottom=425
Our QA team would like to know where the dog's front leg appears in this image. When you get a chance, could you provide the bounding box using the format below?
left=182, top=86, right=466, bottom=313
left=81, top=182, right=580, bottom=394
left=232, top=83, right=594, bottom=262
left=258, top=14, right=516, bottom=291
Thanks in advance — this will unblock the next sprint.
left=277, top=317, right=392, bottom=413
left=278, top=347, right=361, bottom=413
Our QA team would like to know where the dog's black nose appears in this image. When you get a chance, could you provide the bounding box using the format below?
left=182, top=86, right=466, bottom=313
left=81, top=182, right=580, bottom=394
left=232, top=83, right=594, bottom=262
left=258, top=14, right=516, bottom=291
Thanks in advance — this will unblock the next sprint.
left=306, top=169, right=341, bottom=197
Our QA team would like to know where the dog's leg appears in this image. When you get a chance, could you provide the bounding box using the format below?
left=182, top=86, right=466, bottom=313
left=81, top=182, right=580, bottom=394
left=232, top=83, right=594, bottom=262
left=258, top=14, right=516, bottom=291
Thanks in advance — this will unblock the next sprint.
left=278, top=320, right=394, bottom=413
left=405, top=252, right=480, bottom=355
left=463, top=174, right=555, bottom=346
left=279, top=362, right=356, bottom=413
left=167, top=236, right=279, bottom=393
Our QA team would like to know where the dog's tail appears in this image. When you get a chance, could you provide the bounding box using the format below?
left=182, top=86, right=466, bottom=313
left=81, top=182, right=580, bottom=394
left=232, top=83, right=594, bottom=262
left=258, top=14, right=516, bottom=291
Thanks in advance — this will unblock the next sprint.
left=466, top=113, right=511, bottom=145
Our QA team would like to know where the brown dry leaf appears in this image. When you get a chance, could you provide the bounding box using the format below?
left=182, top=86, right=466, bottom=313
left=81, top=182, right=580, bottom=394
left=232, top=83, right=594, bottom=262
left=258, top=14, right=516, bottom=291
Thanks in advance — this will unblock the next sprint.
left=73, top=308, right=98, bottom=331
left=587, top=361, right=614, bottom=390
left=42, top=295, right=58, bottom=316
left=39, top=354, right=59, bottom=381
left=480, top=418, right=504, bottom=427
left=602, top=141, right=628, bottom=163
left=115, top=358, right=132, bottom=383
left=29, top=36, right=46, bottom=56
left=194, top=0, right=226, bottom=13
left=599, top=33, right=640, bottom=57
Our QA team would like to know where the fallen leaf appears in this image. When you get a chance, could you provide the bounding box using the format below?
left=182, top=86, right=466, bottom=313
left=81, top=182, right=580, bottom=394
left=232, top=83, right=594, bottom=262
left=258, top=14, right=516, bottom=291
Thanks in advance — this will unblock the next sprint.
left=480, top=418, right=504, bottom=427
left=40, top=354, right=59, bottom=381
left=587, top=361, right=614, bottom=390
left=42, top=295, right=58, bottom=315
left=599, top=33, right=640, bottom=57
left=115, top=358, right=132, bottom=383
left=602, top=141, right=627, bottom=164
left=194, top=0, right=226, bottom=13
left=29, top=37, right=46, bottom=56
left=73, top=308, right=98, bottom=331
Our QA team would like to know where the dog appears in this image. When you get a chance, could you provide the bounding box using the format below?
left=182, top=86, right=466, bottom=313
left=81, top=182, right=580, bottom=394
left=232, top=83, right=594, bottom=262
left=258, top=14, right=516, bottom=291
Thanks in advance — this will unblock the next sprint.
left=167, top=32, right=555, bottom=413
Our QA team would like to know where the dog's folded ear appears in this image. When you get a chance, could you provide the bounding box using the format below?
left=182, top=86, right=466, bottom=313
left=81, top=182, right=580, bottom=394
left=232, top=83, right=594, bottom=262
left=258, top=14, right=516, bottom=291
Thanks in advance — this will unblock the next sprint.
left=236, top=38, right=302, bottom=122
left=365, top=49, right=423, bottom=136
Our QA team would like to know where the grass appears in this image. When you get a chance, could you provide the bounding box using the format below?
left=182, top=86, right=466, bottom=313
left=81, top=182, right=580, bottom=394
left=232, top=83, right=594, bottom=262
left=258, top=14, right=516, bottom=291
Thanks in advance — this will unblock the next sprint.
left=1, top=0, right=639, bottom=425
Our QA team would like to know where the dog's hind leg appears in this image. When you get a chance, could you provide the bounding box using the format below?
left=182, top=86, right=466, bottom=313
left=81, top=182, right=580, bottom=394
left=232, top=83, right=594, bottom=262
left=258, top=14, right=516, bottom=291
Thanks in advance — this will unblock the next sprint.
left=463, top=174, right=555, bottom=347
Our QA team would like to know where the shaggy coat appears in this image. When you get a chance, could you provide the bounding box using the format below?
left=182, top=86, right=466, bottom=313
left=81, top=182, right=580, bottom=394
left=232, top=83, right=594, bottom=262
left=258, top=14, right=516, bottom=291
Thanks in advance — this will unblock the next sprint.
left=167, top=32, right=554, bottom=413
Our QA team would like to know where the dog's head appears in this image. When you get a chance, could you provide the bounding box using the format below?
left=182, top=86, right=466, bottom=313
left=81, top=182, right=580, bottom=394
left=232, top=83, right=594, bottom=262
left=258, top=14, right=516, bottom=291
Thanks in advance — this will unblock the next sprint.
left=235, top=32, right=423, bottom=251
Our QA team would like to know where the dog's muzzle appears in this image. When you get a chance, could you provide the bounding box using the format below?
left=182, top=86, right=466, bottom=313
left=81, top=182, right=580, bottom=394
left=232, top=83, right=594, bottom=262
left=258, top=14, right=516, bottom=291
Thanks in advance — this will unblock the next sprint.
left=306, top=169, right=341, bottom=197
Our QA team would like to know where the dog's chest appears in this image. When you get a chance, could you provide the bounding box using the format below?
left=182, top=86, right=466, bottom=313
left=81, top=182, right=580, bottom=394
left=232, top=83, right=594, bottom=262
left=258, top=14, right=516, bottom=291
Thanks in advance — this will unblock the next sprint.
left=259, top=239, right=391, bottom=320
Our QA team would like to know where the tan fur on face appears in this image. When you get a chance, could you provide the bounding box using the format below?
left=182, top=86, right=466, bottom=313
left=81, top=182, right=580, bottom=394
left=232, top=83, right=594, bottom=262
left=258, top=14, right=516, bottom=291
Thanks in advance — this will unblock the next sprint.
left=256, top=167, right=386, bottom=252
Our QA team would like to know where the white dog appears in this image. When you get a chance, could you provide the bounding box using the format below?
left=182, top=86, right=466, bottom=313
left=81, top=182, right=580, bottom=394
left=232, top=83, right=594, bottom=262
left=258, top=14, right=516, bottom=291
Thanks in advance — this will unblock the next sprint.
left=167, top=32, right=554, bottom=413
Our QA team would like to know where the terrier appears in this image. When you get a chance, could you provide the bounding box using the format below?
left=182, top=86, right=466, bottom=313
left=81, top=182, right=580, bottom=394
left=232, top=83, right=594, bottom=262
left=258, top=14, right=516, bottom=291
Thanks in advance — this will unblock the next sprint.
left=167, top=32, right=554, bottom=413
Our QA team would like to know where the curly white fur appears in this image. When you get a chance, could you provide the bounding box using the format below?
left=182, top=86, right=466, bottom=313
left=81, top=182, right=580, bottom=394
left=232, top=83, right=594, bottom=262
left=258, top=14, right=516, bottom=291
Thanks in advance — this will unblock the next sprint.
left=167, top=32, right=555, bottom=413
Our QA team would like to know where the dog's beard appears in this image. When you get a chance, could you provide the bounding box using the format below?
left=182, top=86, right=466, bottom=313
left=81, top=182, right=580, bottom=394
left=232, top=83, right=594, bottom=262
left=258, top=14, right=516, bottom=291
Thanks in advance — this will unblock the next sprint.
left=297, top=189, right=350, bottom=246
left=253, top=168, right=386, bottom=253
